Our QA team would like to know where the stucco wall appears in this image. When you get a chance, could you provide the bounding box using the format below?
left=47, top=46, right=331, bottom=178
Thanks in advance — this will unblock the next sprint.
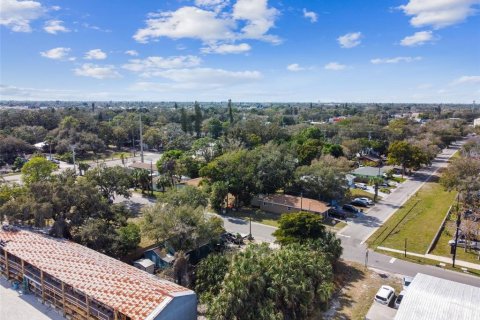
left=154, top=293, right=197, bottom=320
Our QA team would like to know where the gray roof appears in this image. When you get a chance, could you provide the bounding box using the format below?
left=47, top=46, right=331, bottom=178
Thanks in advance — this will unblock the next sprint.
left=395, top=273, right=480, bottom=320
left=134, top=258, right=155, bottom=268
left=352, top=166, right=392, bottom=177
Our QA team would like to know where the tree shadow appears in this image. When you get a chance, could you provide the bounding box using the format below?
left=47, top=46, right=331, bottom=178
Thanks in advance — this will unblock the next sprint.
left=323, top=260, right=367, bottom=319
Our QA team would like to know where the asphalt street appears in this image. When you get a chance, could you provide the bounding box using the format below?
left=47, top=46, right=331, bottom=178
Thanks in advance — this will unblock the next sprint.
left=213, top=140, right=480, bottom=287
left=1, top=151, right=162, bottom=184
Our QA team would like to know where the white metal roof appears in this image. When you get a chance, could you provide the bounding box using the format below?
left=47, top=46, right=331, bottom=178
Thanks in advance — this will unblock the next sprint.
left=395, top=273, right=480, bottom=320
left=134, top=258, right=155, bottom=269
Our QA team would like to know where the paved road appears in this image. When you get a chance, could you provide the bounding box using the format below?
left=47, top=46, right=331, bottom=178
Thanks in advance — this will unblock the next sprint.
left=1, top=151, right=162, bottom=184
left=98, top=140, right=480, bottom=287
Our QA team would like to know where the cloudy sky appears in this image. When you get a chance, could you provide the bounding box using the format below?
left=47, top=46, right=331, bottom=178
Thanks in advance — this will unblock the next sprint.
left=0, top=0, right=479, bottom=102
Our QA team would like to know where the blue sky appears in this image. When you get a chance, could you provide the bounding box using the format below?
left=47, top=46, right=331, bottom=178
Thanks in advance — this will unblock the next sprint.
left=0, top=0, right=479, bottom=102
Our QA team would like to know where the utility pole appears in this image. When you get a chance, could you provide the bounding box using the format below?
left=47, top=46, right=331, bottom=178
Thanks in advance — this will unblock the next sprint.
left=139, top=113, right=144, bottom=163
left=300, top=192, right=303, bottom=211
left=150, top=159, right=154, bottom=195
left=71, top=145, right=76, bottom=175
left=452, top=212, right=461, bottom=268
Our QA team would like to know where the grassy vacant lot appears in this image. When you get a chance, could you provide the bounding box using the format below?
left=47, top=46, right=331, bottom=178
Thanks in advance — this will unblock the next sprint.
left=431, top=217, right=480, bottom=264
left=321, top=261, right=401, bottom=320
left=368, top=175, right=456, bottom=254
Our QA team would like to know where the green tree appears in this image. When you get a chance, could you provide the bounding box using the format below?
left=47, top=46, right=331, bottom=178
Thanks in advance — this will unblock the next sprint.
left=387, top=140, right=429, bottom=176
left=21, top=156, right=57, bottom=185
left=180, top=108, right=188, bottom=133
left=195, top=253, right=230, bottom=302
left=228, top=99, right=234, bottom=124
left=207, top=243, right=335, bottom=320
left=140, top=204, right=224, bottom=251
left=273, top=211, right=326, bottom=245
left=295, top=155, right=351, bottom=202
left=255, top=143, right=296, bottom=194
left=116, top=223, right=141, bottom=256
left=85, top=165, right=133, bottom=201
left=143, top=127, right=163, bottom=150
left=194, top=101, right=202, bottom=138
left=158, top=186, right=208, bottom=208
left=200, top=149, right=258, bottom=208
left=369, top=176, right=384, bottom=202
left=208, top=118, right=223, bottom=139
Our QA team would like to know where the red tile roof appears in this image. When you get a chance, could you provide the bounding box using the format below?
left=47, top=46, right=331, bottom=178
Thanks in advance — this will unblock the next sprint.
left=0, top=228, right=193, bottom=320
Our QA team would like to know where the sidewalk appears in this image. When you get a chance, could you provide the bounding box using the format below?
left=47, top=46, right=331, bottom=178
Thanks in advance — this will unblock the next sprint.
left=377, top=246, right=480, bottom=271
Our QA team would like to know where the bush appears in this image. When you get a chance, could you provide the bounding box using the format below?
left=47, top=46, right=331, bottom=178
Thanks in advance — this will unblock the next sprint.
left=379, top=187, right=391, bottom=194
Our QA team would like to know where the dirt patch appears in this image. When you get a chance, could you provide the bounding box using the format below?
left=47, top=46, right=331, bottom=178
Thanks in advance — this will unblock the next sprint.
left=323, top=261, right=401, bottom=320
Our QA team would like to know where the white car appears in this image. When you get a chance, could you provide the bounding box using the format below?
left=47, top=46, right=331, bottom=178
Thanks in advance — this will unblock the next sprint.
left=395, top=290, right=406, bottom=309
left=402, top=276, right=413, bottom=290
left=374, top=285, right=395, bottom=305
left=358, top=197, right=374, bottom=206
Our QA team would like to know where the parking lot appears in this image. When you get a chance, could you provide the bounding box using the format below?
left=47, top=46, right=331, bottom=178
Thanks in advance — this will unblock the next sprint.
left=0, top=278, right=65, bottom=320
left=365, top=303, right=397, bottom=320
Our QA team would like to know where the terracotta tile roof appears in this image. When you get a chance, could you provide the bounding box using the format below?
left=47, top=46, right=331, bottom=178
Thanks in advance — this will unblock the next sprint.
left=0, top=228, right=193, bottom=320
left=259, top=194, right=330, bottom=213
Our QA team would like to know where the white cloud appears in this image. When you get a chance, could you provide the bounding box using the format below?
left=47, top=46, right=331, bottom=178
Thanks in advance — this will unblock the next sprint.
left=0, top=0, right=44, bottom=32
left=195, top=0, right=229, bottom=12
left=371, top=56, right=422, bottom=64
left=337, top=32, right=362, bottom=48
left=84, top=49, right=107, bottom=60
left=400, top=31, right=434, bottom=46
left=324, top=62, right=347, bottom=71
left=132, top=67, right=261, bottom=90
left=51, top=5, right=60, bottom=11
left=399, top=0, right=480, bottom=29
left=134, top=7, right=235, bottom=43
left=40, top=47, right=72, bottom=60
left=201, top=42, right=251, bottom=54
left=134, top=0, right=280, bottom=44
left=451, top=75, right=480, bottom=85
left=44, top=19, right=69, bottom=34
left=303, top=8, right=317, bottom=23
left=233, top=0, right=280, bottom=43
left=286, top=63, right=305, bottom=72
left=122, top=55, right=202, bottom=76
left=74, top=64, right=121, bottom=79
left=125, top=50, right=139, bottom=56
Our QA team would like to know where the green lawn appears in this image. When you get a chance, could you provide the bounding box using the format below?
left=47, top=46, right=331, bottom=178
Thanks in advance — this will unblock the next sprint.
left=431, top=218, right=480, bottom=264
left=367, top=176, right=457, bottom=254
left=350, top=189, right=382, bottom=201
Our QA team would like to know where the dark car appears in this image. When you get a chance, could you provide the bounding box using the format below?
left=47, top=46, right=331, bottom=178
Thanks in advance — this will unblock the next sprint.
left=328, top=208, right=347, bottom=220
left=342, top=204, right=360, bottom=217
left=350, top=198, right=369, bottom=207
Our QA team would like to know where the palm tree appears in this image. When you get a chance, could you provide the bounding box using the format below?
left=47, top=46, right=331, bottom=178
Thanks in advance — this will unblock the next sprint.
left=369, top=176, right=384, bottom=202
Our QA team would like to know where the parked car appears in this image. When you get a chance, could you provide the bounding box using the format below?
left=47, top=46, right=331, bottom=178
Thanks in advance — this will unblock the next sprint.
left=350, top=198, right=369, bottom=207
left=328, top=208, right=347, bottom=220
left=374, top=285, right=395, bottom=305
left=355, top=183, right=368, bottom=190
left=448, top=239, right=480, bottom=250
left=342, top=204, right=360, bottom=217
left=395, top=290, right=406, bottom=309
left=402, top=276, right=413, bottom=290
left=357, top=197, right=374, bottom=206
